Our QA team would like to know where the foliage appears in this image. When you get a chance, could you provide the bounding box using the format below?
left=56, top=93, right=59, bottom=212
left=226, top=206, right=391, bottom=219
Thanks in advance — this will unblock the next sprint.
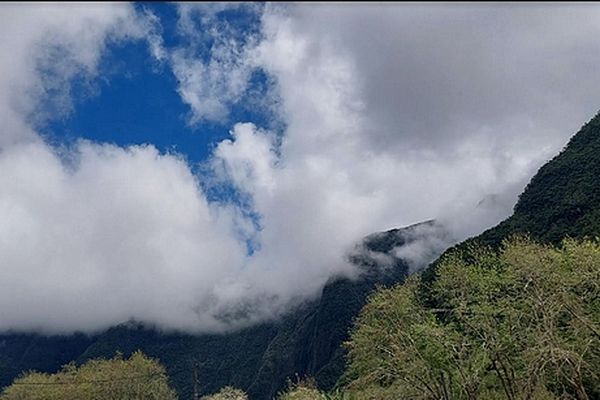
left=343, top=112, right=600, bottom=399
left=201, top=386, right=248, bottom=400
left=344, top=238, right=600, bottom=399
left=196, top=381, right=351, bottom=400
left=277, top=379, right=349, bottom=400
left=278, top=382, right=324, bottom=400
left=0, top=351, right=177, bottom=400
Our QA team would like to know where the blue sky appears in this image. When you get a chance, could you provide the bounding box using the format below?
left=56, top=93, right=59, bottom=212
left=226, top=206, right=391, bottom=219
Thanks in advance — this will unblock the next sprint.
left=42, top=3, right=270, bottom=167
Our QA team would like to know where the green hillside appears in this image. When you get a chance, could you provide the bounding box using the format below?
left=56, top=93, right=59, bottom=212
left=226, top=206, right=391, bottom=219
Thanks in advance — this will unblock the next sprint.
left=344, top=237, right=600, bottom=399
left=421, top=111, right=600, bottom=285
left=467, top=112, right=600, bottom=247
left=340, top=112, right=600, bottom=399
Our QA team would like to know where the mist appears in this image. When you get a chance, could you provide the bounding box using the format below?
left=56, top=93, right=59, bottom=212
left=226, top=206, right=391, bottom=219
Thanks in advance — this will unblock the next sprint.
left=2, top=3, right=600, bottom=334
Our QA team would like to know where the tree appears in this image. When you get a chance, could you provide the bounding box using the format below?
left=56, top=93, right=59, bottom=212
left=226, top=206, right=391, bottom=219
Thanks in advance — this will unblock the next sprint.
left=344, top=238, right=600, bottom=399
left=201, top=386, right=249, bottom=400
left=0, top=351, right=177, bottom=400
left=277, top=378, right=347, bottom=400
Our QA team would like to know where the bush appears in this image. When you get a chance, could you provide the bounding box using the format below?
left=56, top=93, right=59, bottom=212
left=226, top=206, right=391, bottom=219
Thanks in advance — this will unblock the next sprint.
left=201, top=386, right=248, bottom=400
left=0, top=351, right=177, bottom=400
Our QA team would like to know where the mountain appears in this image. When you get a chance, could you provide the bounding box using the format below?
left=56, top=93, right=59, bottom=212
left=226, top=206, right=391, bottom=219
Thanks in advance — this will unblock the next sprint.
left=0, top=221, right=448, bottom=399
left=342, top=111, right=600, bottom=400
left=474, top=112, right=600, bottom=245
left=423, top=111, right=600, bottom=284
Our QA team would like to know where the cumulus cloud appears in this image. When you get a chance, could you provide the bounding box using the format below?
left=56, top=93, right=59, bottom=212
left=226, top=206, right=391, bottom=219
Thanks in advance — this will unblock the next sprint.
left=0, top=141, right=247, bottom=333
left=188, top=2, right=600, bottom=327
left=166, top=3, right=263, bottom=123
left=3, top=3, right=600, bottom=334
left=0, top=3, right=245, bottom=333
left=206, top=2, right=600, bottom=249
left=246, top=3, right=600, bottom=234
left=0, top=2, right=364, bottom=334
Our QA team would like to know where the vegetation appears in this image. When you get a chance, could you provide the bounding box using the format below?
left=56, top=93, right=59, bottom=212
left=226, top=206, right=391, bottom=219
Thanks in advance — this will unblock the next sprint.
left=278, top=380, right=326, bottom=400
left=276, top=378, right=351, bottom=400
left=508, top=112, right=600, bottom=244
left=196, top=379, right=349, bottom=400
left=201, top=386, right=249, bottom=400
left=344, top=237, right=600, bottom=399
left=0, top=351, right=177, bottom=400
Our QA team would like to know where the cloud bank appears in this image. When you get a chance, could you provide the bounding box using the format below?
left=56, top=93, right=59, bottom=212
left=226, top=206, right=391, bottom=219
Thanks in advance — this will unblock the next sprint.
left=2, top=3, right=600, bottom=334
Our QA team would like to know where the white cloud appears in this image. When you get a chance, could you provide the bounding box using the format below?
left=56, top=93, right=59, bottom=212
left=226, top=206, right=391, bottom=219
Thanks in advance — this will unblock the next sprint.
left=213, top=123, right=278, bottom=197
left=226, top=2, right=600, bottom=240
left=0, top=141, right=247, bottom=333
left=0, top=3, right=248, bottom=334
left=170, top=46, right=257, bottom=123
left=3, top=3, right=600, bottom=334
left=190, top=2, right=600, bottom=327
left=167, top=3, right=262, bottom=123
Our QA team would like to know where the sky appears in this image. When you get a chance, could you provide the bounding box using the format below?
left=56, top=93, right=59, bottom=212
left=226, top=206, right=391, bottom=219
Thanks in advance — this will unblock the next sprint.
left=1, top=2, right=600, bottom=334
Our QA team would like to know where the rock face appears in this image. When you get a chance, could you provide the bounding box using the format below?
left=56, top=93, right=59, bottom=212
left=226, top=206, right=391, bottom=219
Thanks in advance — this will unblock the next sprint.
left=0, top=220, right=447, bottom=399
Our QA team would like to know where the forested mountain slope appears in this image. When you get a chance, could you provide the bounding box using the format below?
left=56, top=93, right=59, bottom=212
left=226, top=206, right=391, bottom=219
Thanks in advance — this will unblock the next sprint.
left=467, top=112, right=599, bottom=246
left=421, top=112, right=600, bottom=284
